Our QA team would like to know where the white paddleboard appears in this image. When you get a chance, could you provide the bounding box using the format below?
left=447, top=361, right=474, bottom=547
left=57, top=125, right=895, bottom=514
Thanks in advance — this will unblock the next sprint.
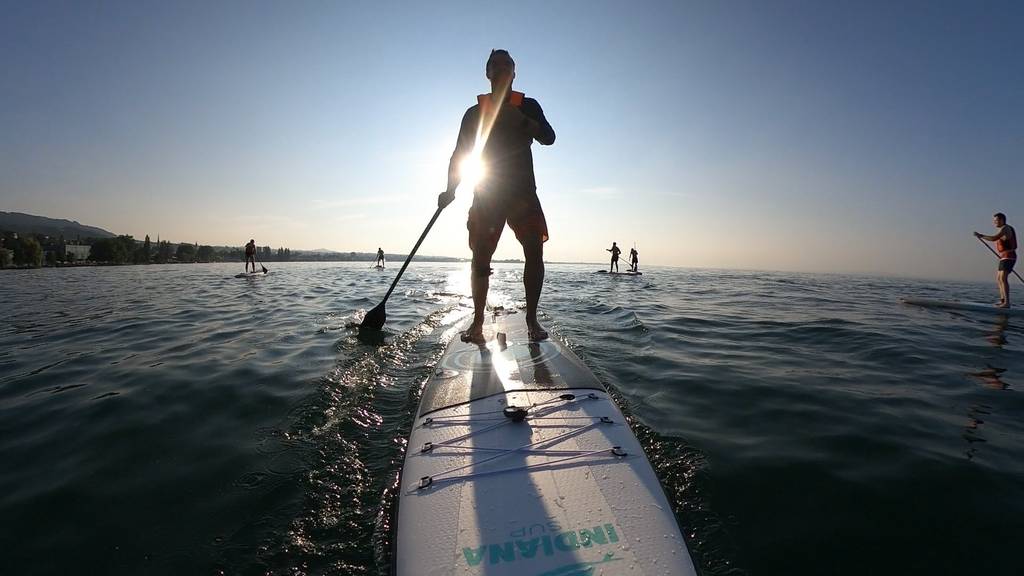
left=595, top=270, right=642, bottom=276
left=903, top=297, right=1022, bottom=316
left=394, top=312, right=697, bottom=575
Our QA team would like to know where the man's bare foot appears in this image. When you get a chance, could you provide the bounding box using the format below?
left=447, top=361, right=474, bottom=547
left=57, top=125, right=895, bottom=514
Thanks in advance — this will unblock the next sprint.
left=460, top=321, right=486, bottom=343
left=526, top=317, right=548, bottom=341
left=995, top=303, right=1011, bottom=309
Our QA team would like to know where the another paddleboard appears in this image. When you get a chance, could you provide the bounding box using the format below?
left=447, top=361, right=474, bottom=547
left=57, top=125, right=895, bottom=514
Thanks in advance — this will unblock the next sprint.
left=903, top=298, right=1022, bottom=316
left=595, top=270, right=642, bottom=276
left=393, top=313, right=696, bottom=575
left=234, top=272, right=267, bottom=278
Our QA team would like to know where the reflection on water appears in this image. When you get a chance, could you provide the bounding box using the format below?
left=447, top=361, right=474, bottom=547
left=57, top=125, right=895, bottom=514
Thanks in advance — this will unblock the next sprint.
left=963, top=403, right=993, bottom=460
left=969, top=365, right=1009, bottom=391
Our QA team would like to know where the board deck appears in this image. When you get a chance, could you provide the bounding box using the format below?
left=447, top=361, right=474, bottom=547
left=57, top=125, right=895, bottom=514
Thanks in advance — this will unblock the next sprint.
left=903, top=297, right=1022, bottom=316
left=394, top=311, right=696, bottom=575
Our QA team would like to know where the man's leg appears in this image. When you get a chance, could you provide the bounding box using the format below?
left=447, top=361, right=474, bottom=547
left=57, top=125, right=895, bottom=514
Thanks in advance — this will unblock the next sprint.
left=464, top=246, right=495, bottom=341
left=522, top=235, right=547, bottom=340
left=997, top=270, right=1010, bottom=307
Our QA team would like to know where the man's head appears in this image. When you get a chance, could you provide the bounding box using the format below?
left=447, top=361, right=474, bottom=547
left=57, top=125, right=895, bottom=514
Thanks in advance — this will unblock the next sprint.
left=486, top=49, right=515, bottom=83
left=994, top=213, right=1007, bottom=227
left=250, top=239, right=254, bottom=243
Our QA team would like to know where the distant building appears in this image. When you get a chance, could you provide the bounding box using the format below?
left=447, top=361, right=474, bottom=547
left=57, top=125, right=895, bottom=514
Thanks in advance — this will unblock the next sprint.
left=65, top=244, right=91, bottom=261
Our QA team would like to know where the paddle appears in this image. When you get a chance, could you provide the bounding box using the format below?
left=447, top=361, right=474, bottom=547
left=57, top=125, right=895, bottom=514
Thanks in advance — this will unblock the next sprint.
left=361, top=205, right=445, bottom=329
left=256, top=254, right=268, bottom=274
left=977, top=236, right=1023, bottom=284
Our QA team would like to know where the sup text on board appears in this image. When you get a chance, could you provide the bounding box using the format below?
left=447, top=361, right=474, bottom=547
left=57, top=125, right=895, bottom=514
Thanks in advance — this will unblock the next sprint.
left=462, top=523, right=621, bottom=567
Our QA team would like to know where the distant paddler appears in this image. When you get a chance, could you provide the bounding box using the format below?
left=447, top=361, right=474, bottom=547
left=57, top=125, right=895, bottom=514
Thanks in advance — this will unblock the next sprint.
left=629, top=246, right=639, bottom=272
left=244, top=239, right=257, bottom=274
left=606, top=241, right=621, bottom=272
left=974, top=212, right=1018, bottom=309
left=376, top=247, right=385, bottom=268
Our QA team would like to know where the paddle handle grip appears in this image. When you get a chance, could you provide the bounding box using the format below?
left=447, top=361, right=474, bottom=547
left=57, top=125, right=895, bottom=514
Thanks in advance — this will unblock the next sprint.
left=977, top=236, right=1024, bottom=284
left=381, top=206, right=445, bottom=302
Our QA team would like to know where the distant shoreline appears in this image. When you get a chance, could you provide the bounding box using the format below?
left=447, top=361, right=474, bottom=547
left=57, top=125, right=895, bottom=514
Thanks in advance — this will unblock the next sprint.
left=0, top=258, right=606, bottom=270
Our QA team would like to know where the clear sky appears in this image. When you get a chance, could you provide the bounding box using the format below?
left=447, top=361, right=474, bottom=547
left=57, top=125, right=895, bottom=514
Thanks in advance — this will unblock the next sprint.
left=1, top=0, right=1021, bottom=280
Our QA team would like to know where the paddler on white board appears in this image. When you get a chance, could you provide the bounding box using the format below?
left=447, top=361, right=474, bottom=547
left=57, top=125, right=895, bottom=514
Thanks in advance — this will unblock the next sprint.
left=629, top=246, right=639, bottom=272
left=606, top=241, right=621, bottom=272
left=375, top=247, right=385, bottom=268
left=437, top=49, right=556, bottom=343
left=244, top=239, right=257, bottom=274
left=974, top=212, right=1017, bottom=309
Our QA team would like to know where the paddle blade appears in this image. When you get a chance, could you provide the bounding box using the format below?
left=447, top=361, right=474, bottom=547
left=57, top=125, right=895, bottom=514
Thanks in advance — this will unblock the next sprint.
left=261, top=265, right=268, bottom=274
left=360, top=302, right=386, bottom=330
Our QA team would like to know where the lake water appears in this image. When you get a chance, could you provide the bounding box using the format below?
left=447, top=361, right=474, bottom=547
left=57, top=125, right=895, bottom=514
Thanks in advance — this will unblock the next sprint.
left=1, top=262, right=1021, bottom=575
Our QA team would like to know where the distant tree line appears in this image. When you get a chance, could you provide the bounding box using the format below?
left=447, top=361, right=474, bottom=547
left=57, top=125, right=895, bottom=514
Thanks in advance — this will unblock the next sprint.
left=2, top=228, right=465, bottom=269
left=1, top=229, right=301, bottom=268
left=1, top=233, right=43, bottom=267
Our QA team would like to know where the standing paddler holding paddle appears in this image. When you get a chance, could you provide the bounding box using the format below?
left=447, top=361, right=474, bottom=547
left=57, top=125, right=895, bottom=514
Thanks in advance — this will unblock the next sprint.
left=437, top=49, right=556, bottom=343
left=244, top=239, right=257, bottom=274
left=974, top=212, right=1017, bottom=309
left=607, top=241, right=621, bottom=272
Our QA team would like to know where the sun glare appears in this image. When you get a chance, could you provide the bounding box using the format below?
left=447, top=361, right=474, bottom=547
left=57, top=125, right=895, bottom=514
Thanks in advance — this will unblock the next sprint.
left=458, top=147, right=486, bottom=192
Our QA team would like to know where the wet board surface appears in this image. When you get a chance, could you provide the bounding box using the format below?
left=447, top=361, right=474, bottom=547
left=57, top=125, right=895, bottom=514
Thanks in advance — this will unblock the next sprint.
left=394, top=312, right=696, bottom=576
left=903, top=298, right=1023, bottom=316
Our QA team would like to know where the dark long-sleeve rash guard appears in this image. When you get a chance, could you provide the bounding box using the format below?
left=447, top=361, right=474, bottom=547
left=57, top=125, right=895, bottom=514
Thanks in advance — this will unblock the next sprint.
left=447, top=95, right=555, bottom=195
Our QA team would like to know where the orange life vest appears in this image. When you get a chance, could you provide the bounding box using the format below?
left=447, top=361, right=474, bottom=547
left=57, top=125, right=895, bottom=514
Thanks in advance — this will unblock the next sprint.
left=477, top=90, right=524, bottom=114
left=996, top=227, right=1017, bottom=259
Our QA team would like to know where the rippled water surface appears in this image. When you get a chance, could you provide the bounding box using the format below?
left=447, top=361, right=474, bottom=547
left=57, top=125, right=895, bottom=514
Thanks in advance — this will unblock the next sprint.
left=2, top=262, right=1022, bottom=575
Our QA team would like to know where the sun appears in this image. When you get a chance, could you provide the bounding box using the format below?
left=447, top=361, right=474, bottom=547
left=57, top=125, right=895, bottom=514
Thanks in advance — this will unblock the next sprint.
left=458, top=146, right=487, bottom=192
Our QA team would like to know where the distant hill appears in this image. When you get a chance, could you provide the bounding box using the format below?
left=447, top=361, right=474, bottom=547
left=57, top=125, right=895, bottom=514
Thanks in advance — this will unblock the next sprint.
left=0, top=212, right=116, bottom=239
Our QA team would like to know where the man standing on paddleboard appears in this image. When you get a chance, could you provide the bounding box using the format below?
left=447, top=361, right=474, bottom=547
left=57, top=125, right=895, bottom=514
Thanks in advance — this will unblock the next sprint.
left=244, top=239, right=257, bottom=274
left=974, top=212, right=1017, bottom=308
left=607, top=242, right=621, bottom=273
left=438, top=49, right=556, bottom=342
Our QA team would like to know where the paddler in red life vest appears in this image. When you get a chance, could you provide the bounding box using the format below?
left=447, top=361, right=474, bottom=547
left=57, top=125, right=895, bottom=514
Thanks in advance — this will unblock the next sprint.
left=974, top=212, right=1017, bottom=309
left=437, top=49, right=556, bottom=343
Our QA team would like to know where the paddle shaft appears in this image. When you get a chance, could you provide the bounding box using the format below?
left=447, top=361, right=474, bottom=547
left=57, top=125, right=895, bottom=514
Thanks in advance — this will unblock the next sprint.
left=977, top=236, right=1024, bottom=284
left=381, top=206, right=444, bottom=303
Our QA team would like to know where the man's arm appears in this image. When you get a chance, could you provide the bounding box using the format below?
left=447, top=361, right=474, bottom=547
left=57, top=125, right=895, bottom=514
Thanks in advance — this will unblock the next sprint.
left=447, top=108, right=477, bottom=192
left=975, top=227, right=1007, bottom=242
left=520, top=98, right=555, bottom=145
left=439, top=108, right=477, bottom=207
